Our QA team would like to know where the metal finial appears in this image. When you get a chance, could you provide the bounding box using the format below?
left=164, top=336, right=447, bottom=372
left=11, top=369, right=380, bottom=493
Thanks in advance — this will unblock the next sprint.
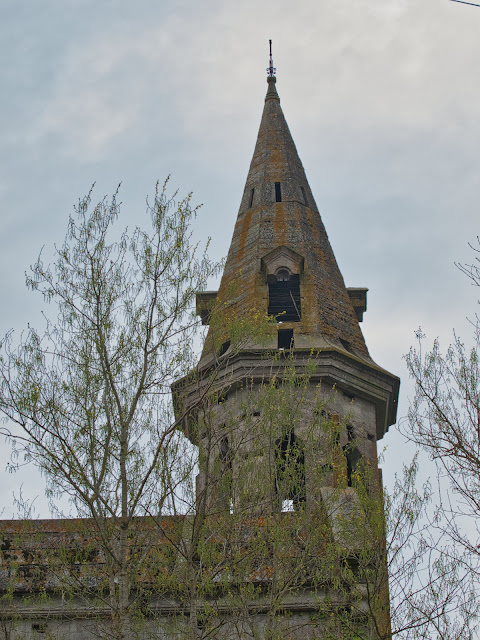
left=267, top=39, right=276, bottom=77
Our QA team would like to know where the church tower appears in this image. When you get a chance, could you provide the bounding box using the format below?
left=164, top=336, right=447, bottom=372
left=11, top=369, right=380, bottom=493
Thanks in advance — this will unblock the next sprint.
left=0, top=46, right=401, bottom=640
left=174, top=45, right=399, bottom=637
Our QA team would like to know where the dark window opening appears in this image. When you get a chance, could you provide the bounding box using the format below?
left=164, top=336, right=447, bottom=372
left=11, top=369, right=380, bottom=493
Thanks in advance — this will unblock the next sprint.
left=220, top=436, right=231, bottom=464
left=343, top=445, right=362, bottom=486
left=301, top=186, right=308, bottom=206
left=1, top=538, right=11, bottom=551
left=278, top=328, right=294, bottom=350
left=275, top=430, right=306, bottom=510
left=340, top=338, right=353, bottom=353
left=242, top=410, right=261, bottom=418
left=268, top=273, right=301, bottom=321
left=275, top=182, right=282, bottom=202
left=32, top=624, right=47, bottom=634
left=218, top=436, right=233, bottom=509
left=219, top=340, right=230, bottom=356
left=216, top=391, right=228, bottom=404
left=343, top=426, right=362, bottom=487
left=249, top=188, right=255, bottom=208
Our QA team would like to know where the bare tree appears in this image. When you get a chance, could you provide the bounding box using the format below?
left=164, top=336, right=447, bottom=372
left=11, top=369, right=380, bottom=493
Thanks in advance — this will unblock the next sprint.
left=0, top=180, right=219, bottom=640
left=403, top=238, right=480, bottom=639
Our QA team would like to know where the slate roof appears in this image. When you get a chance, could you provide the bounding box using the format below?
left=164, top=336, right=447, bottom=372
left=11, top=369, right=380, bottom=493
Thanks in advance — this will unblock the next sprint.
left=204, top=74, right=373, bottom=362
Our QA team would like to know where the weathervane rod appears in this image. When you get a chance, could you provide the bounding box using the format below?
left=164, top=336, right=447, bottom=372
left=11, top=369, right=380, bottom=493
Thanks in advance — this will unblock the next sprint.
left=267, top=39, right=276, bottom=77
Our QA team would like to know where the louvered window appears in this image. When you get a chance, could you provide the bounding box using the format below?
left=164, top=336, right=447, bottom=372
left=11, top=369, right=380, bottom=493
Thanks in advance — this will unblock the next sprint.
left=268, top=271, right=301, bottom=321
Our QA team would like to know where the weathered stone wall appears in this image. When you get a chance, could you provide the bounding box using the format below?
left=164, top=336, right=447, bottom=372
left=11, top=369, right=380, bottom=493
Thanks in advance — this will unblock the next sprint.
left=0, top=517, right=380, bottom=640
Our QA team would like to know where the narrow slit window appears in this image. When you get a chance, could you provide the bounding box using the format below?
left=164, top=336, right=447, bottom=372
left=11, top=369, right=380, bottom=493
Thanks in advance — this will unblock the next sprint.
left=300, top=186, right=308, bottom=206
left=249, top=188, right=255, bottom=208
left=218, top=437, right=233, bottom=510
left=220, top=436, right=230, bottom=463
left=343, top=427, right=362, bottom=487
left=343, top=444, right=362, bottom=487
left=275, top=182, right=282, bottom=202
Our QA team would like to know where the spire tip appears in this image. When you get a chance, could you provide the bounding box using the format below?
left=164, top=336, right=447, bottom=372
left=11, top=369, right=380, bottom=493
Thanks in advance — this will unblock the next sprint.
left=267, top=39, right=276, bottom=77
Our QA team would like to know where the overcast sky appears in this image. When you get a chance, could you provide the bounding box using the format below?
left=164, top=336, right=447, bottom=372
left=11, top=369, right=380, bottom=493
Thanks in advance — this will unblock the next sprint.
left=1, top=0, right=479, bottom=517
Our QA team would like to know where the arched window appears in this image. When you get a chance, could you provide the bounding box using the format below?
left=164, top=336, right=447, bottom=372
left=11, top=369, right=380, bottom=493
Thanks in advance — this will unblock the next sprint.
left=268, top=268, right=301, bottom=321
left=276, top=268, right=290, bottom=281
left=275, top=430, right=306, bottom=511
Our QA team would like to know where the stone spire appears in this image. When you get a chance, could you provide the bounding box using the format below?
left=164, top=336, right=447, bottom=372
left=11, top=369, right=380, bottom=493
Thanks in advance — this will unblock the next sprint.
left=202, top=62, right=373, bottom=362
